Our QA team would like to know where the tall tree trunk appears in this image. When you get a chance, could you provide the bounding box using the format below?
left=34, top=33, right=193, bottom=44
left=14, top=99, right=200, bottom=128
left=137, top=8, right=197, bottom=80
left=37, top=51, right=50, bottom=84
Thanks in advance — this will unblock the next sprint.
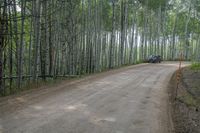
left=33, top=0, right=41, bottom=82
left=172, top=12, right=178, bottom=60
left=109, top=1, right=115, bottom=69
left=8, top=3, right=13, bottom=91
left=120, top=1, right=125, bottom=65
left=17, top=0, right=26, bottom=89
left=184, top=2, right=192, bottom=60
left=129, top=10, right=136, bottom=64
left=0, top=0, right=7, bottom=95
left=40, top=0, right=47, bottom=80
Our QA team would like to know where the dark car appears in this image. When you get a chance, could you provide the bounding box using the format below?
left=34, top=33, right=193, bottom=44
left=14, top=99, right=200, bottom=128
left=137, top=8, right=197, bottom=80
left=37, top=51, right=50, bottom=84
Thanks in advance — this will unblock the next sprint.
left=147, top=55, right=161, bottom=63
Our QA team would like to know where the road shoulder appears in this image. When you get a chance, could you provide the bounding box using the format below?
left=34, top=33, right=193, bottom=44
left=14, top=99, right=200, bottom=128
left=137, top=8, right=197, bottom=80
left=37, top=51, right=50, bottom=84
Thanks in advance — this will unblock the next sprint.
left=170, top=67, right=200, bottom=133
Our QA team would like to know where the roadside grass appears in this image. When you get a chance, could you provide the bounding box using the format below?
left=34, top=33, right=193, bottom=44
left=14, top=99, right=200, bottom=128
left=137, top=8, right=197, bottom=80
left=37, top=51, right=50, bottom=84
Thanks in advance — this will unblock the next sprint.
left=2, top=76, right=81, bottom=97
left=178, top=93, right=200, bottom=108
left=191, top=62, right=200, bottom=71
left=2, top=61, right=146, bottom=97
left=177, top=64, right=200, bottom=108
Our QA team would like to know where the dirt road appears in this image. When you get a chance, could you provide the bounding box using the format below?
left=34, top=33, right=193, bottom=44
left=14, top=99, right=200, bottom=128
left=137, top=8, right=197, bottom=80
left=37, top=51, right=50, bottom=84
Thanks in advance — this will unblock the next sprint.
left=0, top=62, right=189, bottom=133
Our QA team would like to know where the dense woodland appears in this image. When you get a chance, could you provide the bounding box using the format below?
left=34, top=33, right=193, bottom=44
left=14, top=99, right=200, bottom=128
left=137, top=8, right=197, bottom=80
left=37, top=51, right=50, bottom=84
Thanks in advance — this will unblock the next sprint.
left=0, top=0, right=200, bottom=95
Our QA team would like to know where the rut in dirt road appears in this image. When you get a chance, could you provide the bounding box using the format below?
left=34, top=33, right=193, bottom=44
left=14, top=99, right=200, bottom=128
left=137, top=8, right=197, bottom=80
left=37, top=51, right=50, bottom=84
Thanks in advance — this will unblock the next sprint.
left=0, top=62, right=189, bottom=133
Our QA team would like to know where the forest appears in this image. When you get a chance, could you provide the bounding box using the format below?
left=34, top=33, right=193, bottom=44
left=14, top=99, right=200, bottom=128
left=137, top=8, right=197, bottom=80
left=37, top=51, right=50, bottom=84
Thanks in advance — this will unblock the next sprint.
left=0, top=0, right=200, bottom=96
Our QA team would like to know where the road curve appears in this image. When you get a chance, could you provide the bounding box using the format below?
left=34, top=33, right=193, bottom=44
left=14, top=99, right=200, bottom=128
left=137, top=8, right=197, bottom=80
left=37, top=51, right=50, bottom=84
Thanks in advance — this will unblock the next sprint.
left=0, top=62, right=188, bottom=133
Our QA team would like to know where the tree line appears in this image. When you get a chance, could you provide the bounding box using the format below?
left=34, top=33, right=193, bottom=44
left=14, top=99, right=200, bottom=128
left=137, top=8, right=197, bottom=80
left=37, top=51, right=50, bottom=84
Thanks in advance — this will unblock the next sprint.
left=0, top=0, right=200, bottom=95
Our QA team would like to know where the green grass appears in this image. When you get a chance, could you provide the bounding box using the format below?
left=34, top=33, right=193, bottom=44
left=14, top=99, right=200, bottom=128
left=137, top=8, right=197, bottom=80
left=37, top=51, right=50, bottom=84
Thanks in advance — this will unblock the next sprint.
left=178, top=93, right=200, bottom=108
left=191, top=62, right=200, bottom=71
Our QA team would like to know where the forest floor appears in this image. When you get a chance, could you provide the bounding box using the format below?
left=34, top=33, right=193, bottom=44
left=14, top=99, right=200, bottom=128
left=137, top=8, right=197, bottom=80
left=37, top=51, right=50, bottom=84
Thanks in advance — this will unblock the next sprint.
left=0, top=62, right=189, bottom=133
left=170, top=67, right=200, bottom=133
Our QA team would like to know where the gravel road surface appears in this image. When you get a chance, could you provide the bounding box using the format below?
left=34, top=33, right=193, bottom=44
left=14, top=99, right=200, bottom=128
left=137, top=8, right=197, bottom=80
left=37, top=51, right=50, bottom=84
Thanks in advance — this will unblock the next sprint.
left=0, top=62, right=189, bottom=133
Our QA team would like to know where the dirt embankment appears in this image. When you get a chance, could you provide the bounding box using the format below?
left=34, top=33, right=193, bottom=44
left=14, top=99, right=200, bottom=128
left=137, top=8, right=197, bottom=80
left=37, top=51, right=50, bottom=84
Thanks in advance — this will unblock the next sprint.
left=170, top=67, right=200, bottom=133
